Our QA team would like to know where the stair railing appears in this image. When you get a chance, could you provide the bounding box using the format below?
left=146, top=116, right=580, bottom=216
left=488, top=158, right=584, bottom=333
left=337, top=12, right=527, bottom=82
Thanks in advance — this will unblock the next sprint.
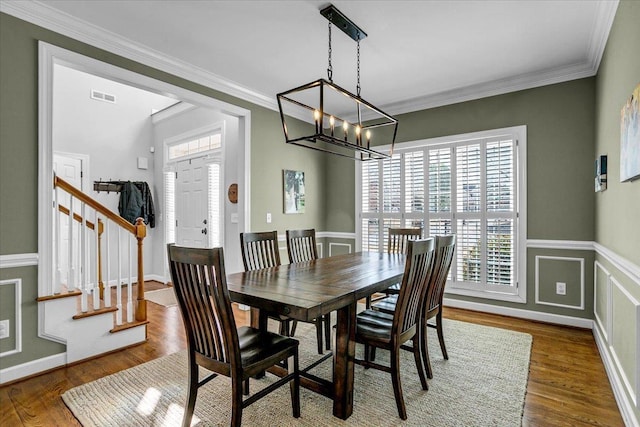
left=53, top=175, right=147, bottom=323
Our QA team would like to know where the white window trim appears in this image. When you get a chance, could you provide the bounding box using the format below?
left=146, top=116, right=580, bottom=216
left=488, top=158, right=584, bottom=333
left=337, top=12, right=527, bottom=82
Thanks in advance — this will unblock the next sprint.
left=164, top=121, right=225, bottom=164
left=356, top=125, right=527, bottom=303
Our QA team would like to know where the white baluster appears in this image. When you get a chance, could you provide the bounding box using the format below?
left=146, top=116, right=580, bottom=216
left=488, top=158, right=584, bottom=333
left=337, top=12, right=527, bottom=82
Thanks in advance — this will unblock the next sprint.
left=68, top=196, right=75, bottom=290
left=127, top=237, right=133, bottom=322
left=116, top=228, right=123, bottom=325
left=54, top=185, right=60, bottom=295
left=104, top=221, right=111, bottom=308
left=93, top=210, right=100, bottom=310
left=80, top=202, right=88, bottom=313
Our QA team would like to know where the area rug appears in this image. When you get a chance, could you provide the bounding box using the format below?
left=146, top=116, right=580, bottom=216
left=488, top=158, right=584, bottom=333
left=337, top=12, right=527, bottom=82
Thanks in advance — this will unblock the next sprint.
left=62, top=319, right=532, bottom=426
left=144, top=288, right=177, bottom=307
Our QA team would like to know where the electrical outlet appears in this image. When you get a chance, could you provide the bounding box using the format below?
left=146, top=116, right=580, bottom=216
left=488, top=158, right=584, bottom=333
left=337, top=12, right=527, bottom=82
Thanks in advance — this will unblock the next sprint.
left=266, top=212, right=272, bottom=223
left=556, top=282, right=567, bottom=295
left=0, top=319, right=10, bottom=339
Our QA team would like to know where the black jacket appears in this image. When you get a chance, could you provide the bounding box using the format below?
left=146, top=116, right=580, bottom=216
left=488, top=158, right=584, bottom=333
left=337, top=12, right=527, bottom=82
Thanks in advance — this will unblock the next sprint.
left=118, top=181, right=155, bottom=228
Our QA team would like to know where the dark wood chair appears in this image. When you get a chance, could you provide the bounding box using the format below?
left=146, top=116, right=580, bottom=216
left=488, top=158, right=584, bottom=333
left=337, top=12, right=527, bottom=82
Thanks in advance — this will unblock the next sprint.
left=354, top=238, right=435, bottom=420
left=366, top=227, right=422, bottom=308
left=373, top=234, right=456, bottom=379
left=286, top=229, right=331, bottom=354
left=286, top=228, right=318, bottom=263
left=240, top=231, right=292, bottom=337
left=167, top=244, right=300, bottom=427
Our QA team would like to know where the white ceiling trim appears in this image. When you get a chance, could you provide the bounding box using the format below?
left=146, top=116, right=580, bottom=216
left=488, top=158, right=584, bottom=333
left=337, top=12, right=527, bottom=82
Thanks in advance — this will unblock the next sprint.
left=1, top=0, right=619, bottom=116
left=0, top=0, right=275, bottom=110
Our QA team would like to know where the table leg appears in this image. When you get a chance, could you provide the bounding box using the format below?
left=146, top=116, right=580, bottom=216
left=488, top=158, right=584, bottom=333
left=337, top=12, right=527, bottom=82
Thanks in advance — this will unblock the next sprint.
left=333, top=302, right=356, bottom=419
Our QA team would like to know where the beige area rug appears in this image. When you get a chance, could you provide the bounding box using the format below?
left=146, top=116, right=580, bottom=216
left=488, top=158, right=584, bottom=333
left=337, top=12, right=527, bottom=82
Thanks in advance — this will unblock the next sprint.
left=144, top=288, right=177, bottom=307
left=63, top=319, right=531, bottom=426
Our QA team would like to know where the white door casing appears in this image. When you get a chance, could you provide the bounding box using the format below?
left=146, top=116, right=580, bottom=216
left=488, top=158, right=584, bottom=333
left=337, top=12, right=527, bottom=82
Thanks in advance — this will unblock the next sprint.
left=53, top=153, right=84, bottom=287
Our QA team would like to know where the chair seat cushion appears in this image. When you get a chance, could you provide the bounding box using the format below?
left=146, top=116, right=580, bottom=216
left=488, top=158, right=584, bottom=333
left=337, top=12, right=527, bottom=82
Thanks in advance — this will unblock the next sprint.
left=384, top=283, right=401, bottom=295
left=237, top=326, right=298, bottom=367
left=371, top=294, right=398, bottom=315
left=356, top=309, right=394, bottom=341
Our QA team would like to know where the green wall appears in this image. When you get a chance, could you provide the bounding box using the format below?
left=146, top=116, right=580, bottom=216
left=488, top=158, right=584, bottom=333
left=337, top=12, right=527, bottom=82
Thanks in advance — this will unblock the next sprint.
left=595, top=0, right=640, bottom=266
left=327, top=78, right=596, bottom=241
left=593, top=1, right=640, bottom=423
left=0, top=12, right=326, bottom=368
left=326, top=77, right=597, bottom=316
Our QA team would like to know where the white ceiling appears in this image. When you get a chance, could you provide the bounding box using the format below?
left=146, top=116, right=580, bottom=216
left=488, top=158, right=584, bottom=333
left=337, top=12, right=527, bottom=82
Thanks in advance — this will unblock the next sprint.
left=2, top=0, right=619, bottom=115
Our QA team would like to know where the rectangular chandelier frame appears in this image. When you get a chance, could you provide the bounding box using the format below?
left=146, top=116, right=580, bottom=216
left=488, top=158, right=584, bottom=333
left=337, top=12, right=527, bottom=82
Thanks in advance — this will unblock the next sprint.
left=277, top=78, right=398, bottom=161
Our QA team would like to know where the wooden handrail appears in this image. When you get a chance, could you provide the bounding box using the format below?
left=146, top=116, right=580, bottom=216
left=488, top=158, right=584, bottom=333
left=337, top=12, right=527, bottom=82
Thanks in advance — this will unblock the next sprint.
left=54, top=175, right=147, bottom=323
left=58, top=204, right=104, bottom=234
left=54, top=176, right=135, bottom=234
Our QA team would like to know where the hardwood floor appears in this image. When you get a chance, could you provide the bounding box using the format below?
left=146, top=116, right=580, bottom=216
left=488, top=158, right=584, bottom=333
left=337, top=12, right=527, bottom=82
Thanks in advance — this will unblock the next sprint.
left=0, top=293, right=623, bottom=426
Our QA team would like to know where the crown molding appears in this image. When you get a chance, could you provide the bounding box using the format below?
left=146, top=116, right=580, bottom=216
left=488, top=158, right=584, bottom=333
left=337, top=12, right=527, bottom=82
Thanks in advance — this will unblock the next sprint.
left=0, top=0, right=276, bottom=111
left=0, top=0, right=619, bottom=117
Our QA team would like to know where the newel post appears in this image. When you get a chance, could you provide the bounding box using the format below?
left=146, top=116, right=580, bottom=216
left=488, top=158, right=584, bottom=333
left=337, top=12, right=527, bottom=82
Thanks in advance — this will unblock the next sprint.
left=135, top=218, right=147, bottom=321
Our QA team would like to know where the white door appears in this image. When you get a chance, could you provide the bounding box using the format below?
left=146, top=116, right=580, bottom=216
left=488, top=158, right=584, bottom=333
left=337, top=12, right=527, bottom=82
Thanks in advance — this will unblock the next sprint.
left=176, top=157, right=209, bottom=248
left=53, top=153, right=84, bottom=286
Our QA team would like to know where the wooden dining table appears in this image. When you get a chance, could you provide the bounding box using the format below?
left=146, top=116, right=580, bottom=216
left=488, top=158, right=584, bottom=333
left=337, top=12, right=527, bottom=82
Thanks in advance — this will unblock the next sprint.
left=226, top=251, right=405, bottom=420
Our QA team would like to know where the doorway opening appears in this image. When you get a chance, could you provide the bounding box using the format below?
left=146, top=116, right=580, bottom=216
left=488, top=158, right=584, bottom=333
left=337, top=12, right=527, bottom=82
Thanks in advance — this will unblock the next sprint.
left=39, top=42, right=251, bottom=311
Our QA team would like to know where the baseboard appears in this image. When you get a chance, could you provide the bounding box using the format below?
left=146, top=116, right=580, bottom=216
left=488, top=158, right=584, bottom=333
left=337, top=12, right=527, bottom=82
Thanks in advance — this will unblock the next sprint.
left=0, top=352, right=66, bottom=385
left=443, top=297, right=594, bottom=328
left=145, top=274, right=166, bottom=284
left=593, top=323, right=640, bottom=427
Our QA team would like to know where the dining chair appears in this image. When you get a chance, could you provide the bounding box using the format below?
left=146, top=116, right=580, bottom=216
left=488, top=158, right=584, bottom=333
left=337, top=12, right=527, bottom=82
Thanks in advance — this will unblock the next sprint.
left=167, top=244, right=301, bottom=427
left=240, top=231, right=292, bottom=337
left=372, top=234, right=456, bottom=379
left=354, top=238, right=435, bottom=420
left=366, top=227, right=423, bottom=308
left=286, top=229, right=331, bottom=354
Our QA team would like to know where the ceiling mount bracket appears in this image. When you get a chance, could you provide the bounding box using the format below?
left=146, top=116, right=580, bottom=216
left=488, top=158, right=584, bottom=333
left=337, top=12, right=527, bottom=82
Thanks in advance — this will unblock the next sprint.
left=320, top=4, right=367, bottom=41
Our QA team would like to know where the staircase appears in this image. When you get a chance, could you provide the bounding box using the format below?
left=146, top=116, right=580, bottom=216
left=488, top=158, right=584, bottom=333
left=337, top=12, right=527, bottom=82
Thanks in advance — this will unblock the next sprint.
left=37, top=176, right=148, bottom=363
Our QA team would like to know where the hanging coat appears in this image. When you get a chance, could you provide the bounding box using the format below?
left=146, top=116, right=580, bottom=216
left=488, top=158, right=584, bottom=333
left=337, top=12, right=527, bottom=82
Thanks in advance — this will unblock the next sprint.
left=118, top=181, right=155, bottom=228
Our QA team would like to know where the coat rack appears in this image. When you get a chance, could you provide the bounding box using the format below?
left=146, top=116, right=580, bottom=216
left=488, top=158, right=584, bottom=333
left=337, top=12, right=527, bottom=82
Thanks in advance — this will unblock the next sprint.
left=93, top=180, right=126, bottom=193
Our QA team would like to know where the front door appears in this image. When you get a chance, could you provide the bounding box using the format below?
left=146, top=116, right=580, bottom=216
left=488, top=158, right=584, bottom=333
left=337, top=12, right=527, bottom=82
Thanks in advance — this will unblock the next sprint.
left=175, top=157, right=209, bottom=248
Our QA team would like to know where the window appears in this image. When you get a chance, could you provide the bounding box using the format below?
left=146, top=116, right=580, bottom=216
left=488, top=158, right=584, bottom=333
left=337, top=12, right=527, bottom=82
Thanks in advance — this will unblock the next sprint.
left=168, top=132, right=221, bottom=160
left=358, top=126, right=526, bottom=302
left=164, top=171, right=176, bottom=244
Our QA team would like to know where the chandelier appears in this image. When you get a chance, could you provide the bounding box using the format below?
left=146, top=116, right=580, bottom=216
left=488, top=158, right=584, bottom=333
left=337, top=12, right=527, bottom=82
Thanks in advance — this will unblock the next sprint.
left=277, top=4, right=398, bottom=160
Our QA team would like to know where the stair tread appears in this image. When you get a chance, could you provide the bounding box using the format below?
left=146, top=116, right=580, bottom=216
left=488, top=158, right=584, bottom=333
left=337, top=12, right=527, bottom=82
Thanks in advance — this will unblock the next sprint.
left=72, top=306, right=118, bottom=319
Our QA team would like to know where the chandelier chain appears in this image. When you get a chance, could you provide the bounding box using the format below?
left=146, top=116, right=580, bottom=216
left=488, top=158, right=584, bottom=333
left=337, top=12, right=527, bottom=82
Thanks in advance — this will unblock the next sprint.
left=327, top=20, right=333, bottom=82
left=356, top=35, right=361, bottom=97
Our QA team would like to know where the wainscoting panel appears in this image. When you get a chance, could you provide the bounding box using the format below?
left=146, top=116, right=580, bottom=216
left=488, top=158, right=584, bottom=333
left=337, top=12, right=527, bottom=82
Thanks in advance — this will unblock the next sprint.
left=329, top=243, right=352, bottom=257
left=0, top=278, right=22, bottom=357
left=594, top=261, right=611, bottom=342
left=593, top=247, right=640, bottom=425
left=535, top=255, right=585, bottom=310
left=610, top=276, right=639, bottom=409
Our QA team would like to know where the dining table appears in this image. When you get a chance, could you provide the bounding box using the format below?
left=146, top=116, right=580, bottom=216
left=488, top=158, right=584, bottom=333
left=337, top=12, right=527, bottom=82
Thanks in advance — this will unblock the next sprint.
left=226, top=251, right=406, bottom=420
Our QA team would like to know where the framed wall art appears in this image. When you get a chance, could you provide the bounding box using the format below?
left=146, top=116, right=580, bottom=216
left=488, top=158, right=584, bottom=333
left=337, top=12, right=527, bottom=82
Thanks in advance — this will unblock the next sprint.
left=620, top=83, right=640, bottom=182
left=283, top=169, right=305, bottom=214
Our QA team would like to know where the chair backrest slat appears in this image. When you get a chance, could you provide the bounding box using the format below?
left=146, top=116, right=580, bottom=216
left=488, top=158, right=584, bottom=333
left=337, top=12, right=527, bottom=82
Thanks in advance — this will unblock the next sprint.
left=393, top=238, right=435, bottom=337
left=388, top=228, right=422, bottom=254
left=168, top=245, right=239, bottom=366
left=426, top=234, right=456, bottom=313
left=240, top=231, right=281, bottom=271
left=286, top=229, right=318, bottom=263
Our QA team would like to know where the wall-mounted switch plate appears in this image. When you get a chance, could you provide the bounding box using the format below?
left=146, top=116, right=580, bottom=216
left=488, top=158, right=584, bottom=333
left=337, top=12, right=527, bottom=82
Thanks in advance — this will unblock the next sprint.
left=266, top=212, right=272, bottom=223
left=556, top=282, right=567, bottom=295
left=0, top=319, right=10, bottom=339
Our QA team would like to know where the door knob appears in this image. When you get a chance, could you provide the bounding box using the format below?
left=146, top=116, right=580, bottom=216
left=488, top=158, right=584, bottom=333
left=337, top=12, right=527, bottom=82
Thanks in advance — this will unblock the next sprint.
left=203, top=219, right=207, bottom=225
left=201, top=228, right=208, bottom=235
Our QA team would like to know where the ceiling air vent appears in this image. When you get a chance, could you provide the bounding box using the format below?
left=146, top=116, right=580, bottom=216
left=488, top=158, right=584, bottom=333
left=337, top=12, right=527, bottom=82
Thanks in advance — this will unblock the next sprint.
left=90, top=89, right=116, bottom=104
